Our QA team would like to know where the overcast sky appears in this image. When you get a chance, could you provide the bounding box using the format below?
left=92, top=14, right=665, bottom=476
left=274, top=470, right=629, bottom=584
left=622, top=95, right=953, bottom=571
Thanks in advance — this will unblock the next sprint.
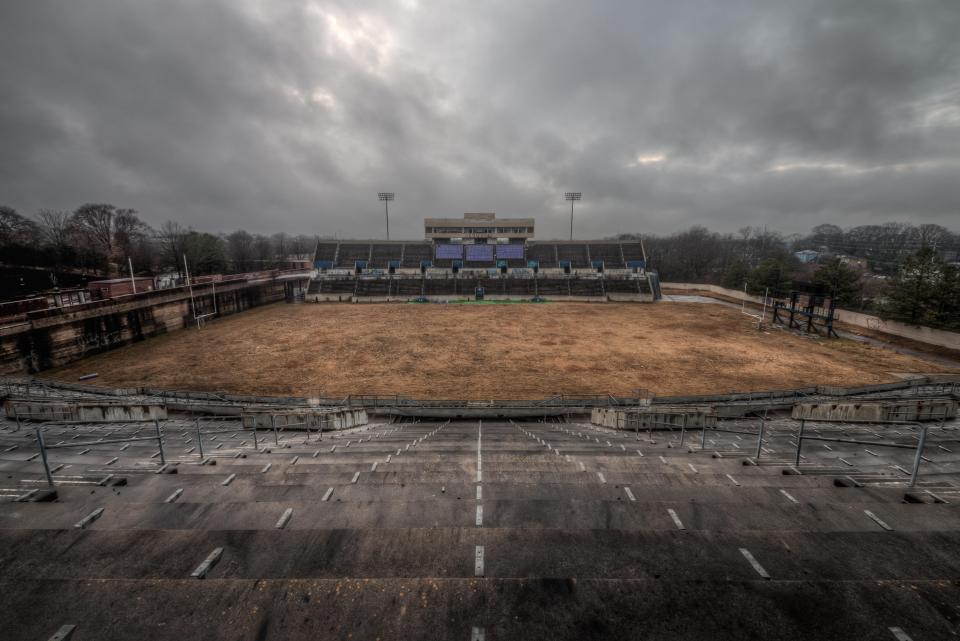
left=1, top=1, right=958, bottom=239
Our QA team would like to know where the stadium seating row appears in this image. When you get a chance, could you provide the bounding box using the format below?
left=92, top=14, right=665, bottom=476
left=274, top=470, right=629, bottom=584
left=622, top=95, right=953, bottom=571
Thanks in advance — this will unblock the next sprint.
left=314, top=241, right=646, bottom=270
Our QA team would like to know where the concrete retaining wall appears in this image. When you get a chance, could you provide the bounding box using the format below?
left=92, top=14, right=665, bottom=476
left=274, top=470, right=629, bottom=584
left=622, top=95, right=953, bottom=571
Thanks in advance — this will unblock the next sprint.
left=241, top=408, right=367, bottom=431
left=3, top=399, right=167, bottom=423
left=592, top=407, right=717, bottom=431
left=792, top=399, right=957, bottom=423
left=662, top=281, right=960, bottom=351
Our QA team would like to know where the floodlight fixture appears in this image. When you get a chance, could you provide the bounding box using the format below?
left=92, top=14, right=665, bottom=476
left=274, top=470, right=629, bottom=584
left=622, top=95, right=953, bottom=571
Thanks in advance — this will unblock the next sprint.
left=564, top=192, right=582, bottom=240
left=378, top=192, right=395, bottom=240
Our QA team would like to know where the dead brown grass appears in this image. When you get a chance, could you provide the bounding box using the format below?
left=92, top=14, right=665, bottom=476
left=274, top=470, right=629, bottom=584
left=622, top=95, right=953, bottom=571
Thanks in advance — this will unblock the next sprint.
left=42, top=302, right=956, bottom=399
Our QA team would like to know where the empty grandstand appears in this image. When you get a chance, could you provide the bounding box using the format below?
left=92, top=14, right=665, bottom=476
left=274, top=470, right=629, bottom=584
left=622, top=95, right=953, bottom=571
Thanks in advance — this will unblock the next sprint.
left=309, top=213, right=657, bottom=302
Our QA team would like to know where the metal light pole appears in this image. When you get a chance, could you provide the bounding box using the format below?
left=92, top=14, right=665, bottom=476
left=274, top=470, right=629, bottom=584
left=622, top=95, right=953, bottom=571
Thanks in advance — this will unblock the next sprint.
left=564, top=192, right=581, bottom=240
left=378, top=192, right=395, bottom=240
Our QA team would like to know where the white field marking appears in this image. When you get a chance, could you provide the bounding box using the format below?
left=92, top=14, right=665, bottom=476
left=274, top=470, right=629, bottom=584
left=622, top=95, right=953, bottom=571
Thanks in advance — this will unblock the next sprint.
left=620, top=444, right=626, bottom=451
left=476, top=486, right=482, bottom=500
left=322, top=487, right=334, bottom=501
left=396, top=449, right=401, bottom=456
left=331, top=446, right=338, bottom=452
left=726, top=474, right=740, bottom=486
left=667, top=508, right=685, bottom=530
left=597, top=472, right=607, bottom=484
left=739, top=547, right=770, bottom=579
left=624, top=486, right=636, bottom=501
left=275, top=508, right=293, bottom=529
left=889, top=627, right=914, bottom=641
left=865, top=449, right=879, bottom=457
left=106, top=457, right=118, bottom=465
left=780, top=489, right=799, bottom=504
left=565, top=455, right=571, bottom=462
left=476, top=504, right=483, bottom=526
left=386, top=455, right=391, bottom=462
left=637, top=450, right=644, bottom=457
left=221, top=474, right=236, bottom=486
left=688, top=464, right=698, bottom=473
left=351, top=472, right=360, bottom=484
left=261, top=463, right=272, bottom=473
left=864, top=509, right=893, bottom=531
left=471, top=626, right=486, bottom=641
left=313, top=450, right=321, bottom=458
left=823, top=444, right=833, bottom=451
left=579, top=462, right=586, bottom=472
left=79, top=448, right=90, bottom=455
left=939, top=445, right=953, bottom=453
left=477, top=470, right=482, bottom=483
left=606, top=440, right=611, bottom=446
left=839, top=457, right=853, bottom=466
left=191, top=547, right=223, bottom=579
left=371, top=462, right=378, bottom=472
left=74, top=507, right=104, bottom=529
left=345, top=441, right=352, bottom=447
left=474, top=545, right=485, bottom=577
left=659, top=456, right=667, bottom=464
left=893, top=465, right=911, bottom=476
left=165, top=488, right=183, bottom=503
left=289, top=456, right=299, bottom=465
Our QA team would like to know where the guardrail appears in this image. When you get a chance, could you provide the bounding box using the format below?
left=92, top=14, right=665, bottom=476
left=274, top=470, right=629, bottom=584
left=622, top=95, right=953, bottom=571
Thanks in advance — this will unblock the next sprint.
left=793, top=418, right=937, bottom=487
left=33, top=419, right=166, bottom=487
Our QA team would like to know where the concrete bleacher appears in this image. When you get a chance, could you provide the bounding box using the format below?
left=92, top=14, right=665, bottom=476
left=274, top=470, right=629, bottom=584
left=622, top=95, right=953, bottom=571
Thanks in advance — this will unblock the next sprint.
left=401, top=243, right=433, bottom=268
left=1, top=398, right=958, bottom=640
left=335, top=243, right=372, bottom=268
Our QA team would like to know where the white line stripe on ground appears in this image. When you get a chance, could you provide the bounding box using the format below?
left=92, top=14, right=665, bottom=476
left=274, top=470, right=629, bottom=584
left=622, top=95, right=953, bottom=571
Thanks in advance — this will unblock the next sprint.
left=275, top=507, right=293, bottom=529
left=164, top=488, right=183, bottom=503
left=476, top=504, right=483, bottom=527
left=865, top=509, right=893, bottom=531
left=471, top=627, right=485, bottom=641
left=476, top=486, right=482, bottom=501
left=889, top=627, right=913, bottom=641
left=726, top=474, right=740, bottom=486
left=780, top=489, right=799, bottom=504
left=322, top=487, right=334, bottom=501
left=667, top=508, right=685, bottom=530
left=624, top=486, right=635, bottom=501
left=597, top=472, right=606, bottom=483
left=351, top=472, right=360, bottom=484
left=474, top=545, right=484, bottom=577
left=739, top=547, right=770, bottom=579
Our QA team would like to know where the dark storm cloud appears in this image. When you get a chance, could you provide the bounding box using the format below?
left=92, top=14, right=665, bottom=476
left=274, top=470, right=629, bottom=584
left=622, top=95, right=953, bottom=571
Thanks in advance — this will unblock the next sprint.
left=1, top=0, right=958, bottom=238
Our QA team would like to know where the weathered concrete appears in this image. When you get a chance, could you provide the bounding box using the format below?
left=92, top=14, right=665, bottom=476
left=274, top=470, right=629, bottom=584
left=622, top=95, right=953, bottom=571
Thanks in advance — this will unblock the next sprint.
left=792, top=399, right=957, bottom=423
left=3, top=398, right=167, bottom=423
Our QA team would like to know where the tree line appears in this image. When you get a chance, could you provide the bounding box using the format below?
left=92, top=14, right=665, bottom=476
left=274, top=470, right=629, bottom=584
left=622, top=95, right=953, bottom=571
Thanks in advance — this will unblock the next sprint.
left=622, top=221, right=960, bottom=331
left=0, top=204, right=316, bottom=281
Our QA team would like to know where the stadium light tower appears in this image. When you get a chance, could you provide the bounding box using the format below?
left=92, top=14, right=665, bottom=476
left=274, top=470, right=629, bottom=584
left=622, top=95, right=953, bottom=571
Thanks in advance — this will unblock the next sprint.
left=378, top=192, right=395, bottom=240
left=564, top=192, right=582, bottom=240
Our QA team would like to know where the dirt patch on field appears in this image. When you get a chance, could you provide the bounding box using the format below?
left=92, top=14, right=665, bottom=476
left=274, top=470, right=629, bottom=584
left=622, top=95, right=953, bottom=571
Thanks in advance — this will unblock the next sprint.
left=41, top=302, right=957, bottom=399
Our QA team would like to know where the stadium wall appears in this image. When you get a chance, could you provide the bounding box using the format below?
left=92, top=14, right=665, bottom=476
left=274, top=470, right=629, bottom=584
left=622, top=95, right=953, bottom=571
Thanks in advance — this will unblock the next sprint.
left=0, top=277, right=306, bottom=376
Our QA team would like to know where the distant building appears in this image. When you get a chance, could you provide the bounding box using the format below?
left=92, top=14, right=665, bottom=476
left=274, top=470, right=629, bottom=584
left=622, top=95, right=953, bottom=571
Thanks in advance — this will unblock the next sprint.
left=794, top=249, right=819, bottom=264
left=424, top=213, right=534, bottom=242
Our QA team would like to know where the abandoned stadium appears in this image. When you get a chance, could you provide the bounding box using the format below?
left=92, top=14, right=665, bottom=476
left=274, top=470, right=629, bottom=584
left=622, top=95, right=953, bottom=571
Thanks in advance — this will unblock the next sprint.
left=1, top=214, right=960, bottom=641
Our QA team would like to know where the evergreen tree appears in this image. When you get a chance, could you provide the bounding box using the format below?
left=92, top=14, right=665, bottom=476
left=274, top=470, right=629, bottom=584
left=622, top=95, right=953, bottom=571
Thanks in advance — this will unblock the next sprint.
left=813, top=257, right=861, bottom=306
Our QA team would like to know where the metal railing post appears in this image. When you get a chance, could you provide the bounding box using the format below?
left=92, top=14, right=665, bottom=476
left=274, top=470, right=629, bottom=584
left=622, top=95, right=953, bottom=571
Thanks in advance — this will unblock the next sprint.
left=679, top=414, right=687, bottom=447
left=35, top=426, right=54, bottom=487
left=155, top=418, right=166, bottom=465
left=755, top=415, right=765, bottom=459
left=195, top=417, right=204, bottom=458
left=271, top=415, right=279, bottom=445
left=909, top=423, right=929, bottom=488
left=794, top=419, right=805, bottom=466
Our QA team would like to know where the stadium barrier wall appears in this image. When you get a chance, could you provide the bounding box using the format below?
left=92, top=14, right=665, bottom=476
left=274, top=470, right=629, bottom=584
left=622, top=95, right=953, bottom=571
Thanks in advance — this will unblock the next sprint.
left=0, top=276, right=309, bottom=376
left=662, top=281, right=960, bottom=351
